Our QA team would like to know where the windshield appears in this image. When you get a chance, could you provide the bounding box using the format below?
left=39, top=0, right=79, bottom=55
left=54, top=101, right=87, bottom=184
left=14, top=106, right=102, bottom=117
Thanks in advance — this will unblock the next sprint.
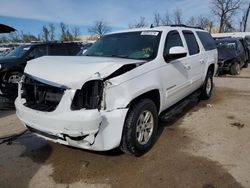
left=6, top=45, right=31, bottom=58
left=216, top=41, right=237, bottom=51
left=84, top=31, right=161, bottom=60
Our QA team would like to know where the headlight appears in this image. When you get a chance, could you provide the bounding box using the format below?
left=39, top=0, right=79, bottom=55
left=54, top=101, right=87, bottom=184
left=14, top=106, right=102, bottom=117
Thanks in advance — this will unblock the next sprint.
left=71, top=80, right=104, bottom=110
left=0, top=64, right=2, bottom=70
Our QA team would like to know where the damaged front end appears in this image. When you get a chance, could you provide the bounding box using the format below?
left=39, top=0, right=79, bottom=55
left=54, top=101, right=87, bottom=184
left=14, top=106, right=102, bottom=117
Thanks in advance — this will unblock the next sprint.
left=21, top=75, right=66, bottom=112
left=16, top=74, right=103, bottom=149
left=71, top=80, right=104, bottom=110
left=15, top=73, right=128, bottom=151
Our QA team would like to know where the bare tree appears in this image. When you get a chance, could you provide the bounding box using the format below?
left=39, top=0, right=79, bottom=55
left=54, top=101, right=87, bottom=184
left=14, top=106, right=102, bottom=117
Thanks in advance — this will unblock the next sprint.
left=60, top=22, right=67, bottom=41
left=48, top=23, right=56, bottom=41
left=173, top=9, right=183, bottom=25
left=60, top=22, right=74, bottom=41
left=153, top=13, right=161, bottom=26
left=197, top=16, right=214, bottom=30
left=241, top=3, right=250, bottom=31
left=42, top=26, right=49, bottom=42
left=72, top=26, right=81, bottom=40
left=22, top=33, right=38, bottom=42
left=161, top=12, right=172, bottom=25
left=129, top=17, right=148, bottom=28
left=186, top=16, right=197, bottom=26
left=211, top=0, right=241, bottom=33
left=88, top=21, right=111, bottom=37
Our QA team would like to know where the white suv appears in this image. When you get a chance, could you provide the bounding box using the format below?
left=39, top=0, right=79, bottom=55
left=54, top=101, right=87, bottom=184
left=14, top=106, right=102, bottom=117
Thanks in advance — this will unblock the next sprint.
left=15, top=26, right=218, bottom=156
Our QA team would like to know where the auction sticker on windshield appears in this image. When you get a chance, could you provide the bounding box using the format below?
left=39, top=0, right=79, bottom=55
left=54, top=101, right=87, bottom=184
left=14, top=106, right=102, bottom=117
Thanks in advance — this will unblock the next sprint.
left=140, top=31, right=159, bottom=36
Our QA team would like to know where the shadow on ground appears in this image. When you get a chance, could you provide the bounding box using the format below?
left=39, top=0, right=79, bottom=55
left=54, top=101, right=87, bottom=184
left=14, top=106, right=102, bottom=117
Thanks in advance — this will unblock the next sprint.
left=0, top=96, right=15, bottom=118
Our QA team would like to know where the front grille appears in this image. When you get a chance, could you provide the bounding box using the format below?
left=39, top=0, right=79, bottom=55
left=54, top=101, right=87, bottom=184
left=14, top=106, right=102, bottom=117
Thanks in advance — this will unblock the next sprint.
left=21, top=76, right=65, bottom=112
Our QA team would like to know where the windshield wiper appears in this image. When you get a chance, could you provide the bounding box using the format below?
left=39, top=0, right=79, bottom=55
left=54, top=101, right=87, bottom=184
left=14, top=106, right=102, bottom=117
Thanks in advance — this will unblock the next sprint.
left=106, top=54, right=130, bottom=58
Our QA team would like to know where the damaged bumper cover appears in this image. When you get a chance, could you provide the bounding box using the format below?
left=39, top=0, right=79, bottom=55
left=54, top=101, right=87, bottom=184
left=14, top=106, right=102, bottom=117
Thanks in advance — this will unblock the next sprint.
left=15, top=90, right=128, bottom=151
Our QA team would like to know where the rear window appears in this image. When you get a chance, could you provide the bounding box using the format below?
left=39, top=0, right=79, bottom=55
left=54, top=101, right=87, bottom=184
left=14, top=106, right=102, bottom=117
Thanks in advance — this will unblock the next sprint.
left=196, top=31, right=216, bottom=51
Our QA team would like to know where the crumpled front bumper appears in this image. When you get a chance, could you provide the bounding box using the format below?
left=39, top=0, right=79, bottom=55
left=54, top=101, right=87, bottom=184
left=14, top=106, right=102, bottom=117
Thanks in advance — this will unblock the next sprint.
left=15, top=90, right=128, bottom=151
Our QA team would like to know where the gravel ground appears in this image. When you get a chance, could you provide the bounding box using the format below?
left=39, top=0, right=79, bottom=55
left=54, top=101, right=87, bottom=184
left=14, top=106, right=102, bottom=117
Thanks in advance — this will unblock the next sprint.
left=0, top=68, right=250, bottom=188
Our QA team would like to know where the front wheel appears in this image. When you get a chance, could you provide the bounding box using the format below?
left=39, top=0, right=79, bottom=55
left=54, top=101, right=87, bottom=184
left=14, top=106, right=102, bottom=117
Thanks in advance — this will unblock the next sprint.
left=7, top=71, right=22, bottom=84
left=243, top=62, right=248, bottom=68
left=120, top=99, right=158, bottom=156
left=200, top=71, right=213, bottom=100
left=230, top=62, right=240, bottom=75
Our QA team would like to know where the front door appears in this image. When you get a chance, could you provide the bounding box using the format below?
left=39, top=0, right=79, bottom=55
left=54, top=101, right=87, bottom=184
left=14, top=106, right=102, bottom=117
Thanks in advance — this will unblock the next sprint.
left=160, top=30, right=191, bottom=109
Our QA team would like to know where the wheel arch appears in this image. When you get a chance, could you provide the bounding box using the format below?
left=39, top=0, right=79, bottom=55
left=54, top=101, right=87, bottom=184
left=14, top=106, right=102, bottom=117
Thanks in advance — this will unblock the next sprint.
left=126, top=89, right=161, bottom=113
left=207, top=63, right=215, bottom=75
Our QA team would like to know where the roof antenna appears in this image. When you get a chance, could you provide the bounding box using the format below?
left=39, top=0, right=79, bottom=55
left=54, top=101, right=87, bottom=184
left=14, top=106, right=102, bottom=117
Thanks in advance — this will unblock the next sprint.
left=150, top=24, right=154, bottom=28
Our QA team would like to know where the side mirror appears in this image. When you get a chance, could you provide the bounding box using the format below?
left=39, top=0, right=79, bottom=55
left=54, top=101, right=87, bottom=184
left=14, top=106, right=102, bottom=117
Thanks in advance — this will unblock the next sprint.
left=164, top=46, right=187, bottom=61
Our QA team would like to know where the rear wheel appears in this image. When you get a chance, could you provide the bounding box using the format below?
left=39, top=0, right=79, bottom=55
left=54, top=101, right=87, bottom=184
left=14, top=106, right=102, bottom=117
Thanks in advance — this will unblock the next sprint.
left=120, top=99, right=158, bottom=156
left=230, top=62, right=240, bottom=75
left=200, top=71, right=213, bottom=100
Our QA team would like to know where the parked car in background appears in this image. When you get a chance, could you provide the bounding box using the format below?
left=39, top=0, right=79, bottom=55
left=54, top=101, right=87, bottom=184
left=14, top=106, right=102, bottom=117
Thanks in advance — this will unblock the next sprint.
left=77, top=42, right=94, bottom=56
left=15, top=25, right=217, bottom=156
left=215, top=38, right=249, bottom=75
left=0, top=42, right=81, bottom=99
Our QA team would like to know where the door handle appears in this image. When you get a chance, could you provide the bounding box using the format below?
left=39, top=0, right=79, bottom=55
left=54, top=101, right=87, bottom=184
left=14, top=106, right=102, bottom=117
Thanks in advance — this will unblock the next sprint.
left=200, top=59, right=205, bottom=64
left=184, top=63, right=191, bottom=70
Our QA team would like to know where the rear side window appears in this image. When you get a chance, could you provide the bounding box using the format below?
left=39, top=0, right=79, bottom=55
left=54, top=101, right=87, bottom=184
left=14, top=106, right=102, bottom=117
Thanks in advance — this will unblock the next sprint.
left=164, top=30, right=184, bottom=55
left=183, top=30, right=200, bottom=55
left=196, top=31, right=216, bottom=51
left=49, top=44, right=68, bottom=55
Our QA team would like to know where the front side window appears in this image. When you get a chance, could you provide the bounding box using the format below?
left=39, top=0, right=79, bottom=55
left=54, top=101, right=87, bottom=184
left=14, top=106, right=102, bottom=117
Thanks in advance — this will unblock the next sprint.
left=164, top=30, right=184, bottom=55
left=6, top=45, right=31, bottom=58
left=183, top=30, right=200, bottom=55
left=85, top=31, right=161, bottom=60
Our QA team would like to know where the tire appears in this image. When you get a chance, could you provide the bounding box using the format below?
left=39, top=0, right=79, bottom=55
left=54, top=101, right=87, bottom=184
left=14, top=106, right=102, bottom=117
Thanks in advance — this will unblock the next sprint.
left=200, top=71, right=213, bottom=100
left=120, top=99, right=158, bottom=156
left=230, top=62, right=241, bottom=75
left=243, top=62, right=248, bottom=68
left=6, top=71, right=22, bottom=84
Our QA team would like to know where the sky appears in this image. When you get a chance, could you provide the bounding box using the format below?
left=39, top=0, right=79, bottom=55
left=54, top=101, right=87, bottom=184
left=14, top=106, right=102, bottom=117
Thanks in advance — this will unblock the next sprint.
left=0, top=0, right=230, bottom=37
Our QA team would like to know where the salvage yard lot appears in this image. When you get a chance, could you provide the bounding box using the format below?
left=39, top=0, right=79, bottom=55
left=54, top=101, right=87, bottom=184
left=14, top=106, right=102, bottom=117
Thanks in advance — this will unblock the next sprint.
left=0, top=68, right=250, bottom=188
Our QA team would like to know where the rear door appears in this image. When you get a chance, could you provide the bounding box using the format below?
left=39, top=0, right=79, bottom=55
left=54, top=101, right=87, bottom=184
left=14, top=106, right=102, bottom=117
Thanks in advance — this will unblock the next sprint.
left=182, top=30, right=204, bottom=91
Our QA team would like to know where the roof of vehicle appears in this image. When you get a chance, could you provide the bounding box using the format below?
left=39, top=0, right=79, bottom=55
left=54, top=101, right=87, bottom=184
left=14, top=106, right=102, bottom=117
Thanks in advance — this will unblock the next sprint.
left=212, top=32, right=250, bottom=39
left=0, top=24, right=16, bottom=33
left=215, top=37, right=240, bottom=43
left=108, top=25, right=205, bottom=35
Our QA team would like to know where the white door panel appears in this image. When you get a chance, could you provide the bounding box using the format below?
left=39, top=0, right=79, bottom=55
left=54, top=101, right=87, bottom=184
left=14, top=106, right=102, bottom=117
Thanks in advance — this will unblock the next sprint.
left=160, top=59, right=191, bottom=109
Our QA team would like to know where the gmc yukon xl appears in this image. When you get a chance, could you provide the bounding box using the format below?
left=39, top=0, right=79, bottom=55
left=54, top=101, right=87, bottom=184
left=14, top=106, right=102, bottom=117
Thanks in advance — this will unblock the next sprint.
left=15, top=25, right=218, bottom=156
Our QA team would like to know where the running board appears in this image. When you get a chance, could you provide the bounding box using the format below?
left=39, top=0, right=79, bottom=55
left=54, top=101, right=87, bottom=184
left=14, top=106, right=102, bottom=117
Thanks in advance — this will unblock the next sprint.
left=159, top=90, right=201, bottom=121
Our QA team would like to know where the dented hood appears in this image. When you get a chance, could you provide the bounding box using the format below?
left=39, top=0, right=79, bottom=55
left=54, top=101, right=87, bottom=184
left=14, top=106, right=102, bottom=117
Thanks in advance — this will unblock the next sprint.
left=24, top=56, right=142, bottom=89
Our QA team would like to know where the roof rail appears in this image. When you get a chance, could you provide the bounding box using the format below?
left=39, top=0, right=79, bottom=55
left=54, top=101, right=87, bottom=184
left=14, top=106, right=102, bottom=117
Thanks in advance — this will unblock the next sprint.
left=167, top=24, right=204, bottom=30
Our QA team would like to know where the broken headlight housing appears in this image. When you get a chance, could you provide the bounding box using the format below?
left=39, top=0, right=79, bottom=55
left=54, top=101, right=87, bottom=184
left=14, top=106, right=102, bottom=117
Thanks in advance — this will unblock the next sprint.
left=71, top=80, right=104, bottom=110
